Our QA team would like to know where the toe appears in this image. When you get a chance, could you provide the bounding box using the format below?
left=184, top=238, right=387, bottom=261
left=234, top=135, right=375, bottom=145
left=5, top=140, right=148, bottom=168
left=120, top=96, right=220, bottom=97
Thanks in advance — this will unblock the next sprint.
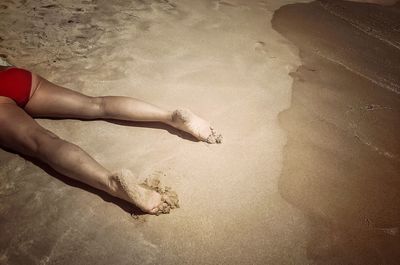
left=151, top=202, right=165, bottom=215
left=160, top=202, right=171, bottom=214
left=211, top=127, right=223, bottom=144
left=153, top=203, right=168, bottom=215
left=206, top=134, right=217, bottom=144
left=205, top=127, right=223, bottom=144
left=162, top=194, right=174, bottom=206
left=150, top=206, right=159, bottom=215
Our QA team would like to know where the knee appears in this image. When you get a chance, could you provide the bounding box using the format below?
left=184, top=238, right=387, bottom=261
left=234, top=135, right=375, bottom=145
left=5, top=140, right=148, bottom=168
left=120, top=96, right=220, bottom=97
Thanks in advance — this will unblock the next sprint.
left=22, top=129, right=61, bottom=158
left=88, top=97, right=105, bottom=118
left=31, top=132, right=84, bottom=165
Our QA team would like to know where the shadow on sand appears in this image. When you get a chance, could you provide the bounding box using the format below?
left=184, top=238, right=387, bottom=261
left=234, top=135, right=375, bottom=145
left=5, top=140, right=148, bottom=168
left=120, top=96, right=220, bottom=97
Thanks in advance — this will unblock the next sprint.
left=2, top=119, right=197, bottom=216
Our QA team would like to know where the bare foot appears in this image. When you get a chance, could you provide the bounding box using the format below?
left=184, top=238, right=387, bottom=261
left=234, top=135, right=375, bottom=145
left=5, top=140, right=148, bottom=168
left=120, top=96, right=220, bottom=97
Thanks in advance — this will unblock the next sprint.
left=110, top=169, right=162, bottom=214
left=142, top=177, right=180, bottom=215
left=168, top=109, right=223, bottom=144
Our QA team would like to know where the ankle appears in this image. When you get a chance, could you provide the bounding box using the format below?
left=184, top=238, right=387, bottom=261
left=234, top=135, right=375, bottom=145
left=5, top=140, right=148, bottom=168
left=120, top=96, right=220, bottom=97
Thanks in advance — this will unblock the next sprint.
left=107, top=174, right=120, bottom=196
left=163, top=110, right=174, bottom=125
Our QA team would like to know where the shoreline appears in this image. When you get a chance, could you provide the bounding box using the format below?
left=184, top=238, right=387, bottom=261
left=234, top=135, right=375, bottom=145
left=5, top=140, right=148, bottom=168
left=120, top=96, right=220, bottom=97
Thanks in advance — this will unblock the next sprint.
left=273, top=1, right=400, bottom=263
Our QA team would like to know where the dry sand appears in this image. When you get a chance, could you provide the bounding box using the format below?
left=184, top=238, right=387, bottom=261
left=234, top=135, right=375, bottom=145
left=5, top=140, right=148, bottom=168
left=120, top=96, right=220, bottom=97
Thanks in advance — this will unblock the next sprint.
left=0, top=0, right=311, bottom=264
left=0, top=0, right=399, bottom=264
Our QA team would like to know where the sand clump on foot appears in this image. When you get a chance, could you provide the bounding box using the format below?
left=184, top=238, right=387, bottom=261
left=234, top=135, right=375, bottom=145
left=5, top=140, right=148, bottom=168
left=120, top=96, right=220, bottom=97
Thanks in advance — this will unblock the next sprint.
left=142, top=177, right=180, bottom=216
left=171, top=109, right=223, bottom=144
left=112, top=169, right=179, bottom=216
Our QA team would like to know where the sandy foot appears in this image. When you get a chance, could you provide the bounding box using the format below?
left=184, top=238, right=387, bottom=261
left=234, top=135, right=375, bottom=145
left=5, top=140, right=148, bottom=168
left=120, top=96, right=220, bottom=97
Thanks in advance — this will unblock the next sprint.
left=142, top=177, right=180, bottom=216
left=169, top=109, right=223, bottom=144
left=111, top=169, right=179, bottom=215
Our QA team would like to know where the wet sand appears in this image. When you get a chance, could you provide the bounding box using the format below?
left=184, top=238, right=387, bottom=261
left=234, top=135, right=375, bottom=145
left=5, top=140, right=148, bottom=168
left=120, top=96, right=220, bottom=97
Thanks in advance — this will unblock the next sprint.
left=0, top=0, right=399, bottom=264
left=273, top=1, right=400, bottom=264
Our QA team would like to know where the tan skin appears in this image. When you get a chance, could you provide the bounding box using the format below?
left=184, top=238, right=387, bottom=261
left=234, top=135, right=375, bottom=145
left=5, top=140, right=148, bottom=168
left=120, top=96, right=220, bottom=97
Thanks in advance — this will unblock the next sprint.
left=0, top=66, right=221, bottom=214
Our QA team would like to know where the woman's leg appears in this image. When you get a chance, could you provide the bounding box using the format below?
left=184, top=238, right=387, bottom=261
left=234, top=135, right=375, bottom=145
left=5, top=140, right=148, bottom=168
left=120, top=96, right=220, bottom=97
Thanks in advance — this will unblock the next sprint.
left=25, top=75, right=222, bottom=143
left=25, top=77, right=172, bottom=121
left=0, top=103, right=163, bottom=214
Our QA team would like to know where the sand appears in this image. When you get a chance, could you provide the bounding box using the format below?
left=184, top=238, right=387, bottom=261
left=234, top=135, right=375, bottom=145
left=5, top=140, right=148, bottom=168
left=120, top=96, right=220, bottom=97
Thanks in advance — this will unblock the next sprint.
left=273, top=1, right=400, bottom=264
left=0, top=0, right=398, bottom=264
left=0, top=1, right=312, bottom=264
left=346, top=0, right=398, bottom=4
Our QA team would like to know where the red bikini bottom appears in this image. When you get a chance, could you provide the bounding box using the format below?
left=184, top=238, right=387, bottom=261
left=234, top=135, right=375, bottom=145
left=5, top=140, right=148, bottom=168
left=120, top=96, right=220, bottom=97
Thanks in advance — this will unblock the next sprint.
left=0, top=67, right=32, bottom=107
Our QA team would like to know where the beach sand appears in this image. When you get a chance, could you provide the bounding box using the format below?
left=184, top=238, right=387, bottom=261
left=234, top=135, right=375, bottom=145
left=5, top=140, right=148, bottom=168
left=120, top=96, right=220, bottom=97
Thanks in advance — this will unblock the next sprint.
left=273, top=1, right=400, bottom=264
left=0, top=0, right=399, bottom=264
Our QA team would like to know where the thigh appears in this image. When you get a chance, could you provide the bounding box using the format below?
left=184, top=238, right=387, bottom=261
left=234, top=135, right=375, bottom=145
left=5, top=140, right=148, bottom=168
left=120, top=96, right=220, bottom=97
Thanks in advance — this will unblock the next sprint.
left=0, top=103, right=56, bottom=157
left=24, top=74, right=101, bottom=119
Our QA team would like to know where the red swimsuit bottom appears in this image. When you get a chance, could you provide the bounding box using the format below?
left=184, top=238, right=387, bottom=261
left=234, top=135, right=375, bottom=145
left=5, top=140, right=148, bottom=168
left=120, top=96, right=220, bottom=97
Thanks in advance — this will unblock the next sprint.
left=0, top=67, right=32, bottom=107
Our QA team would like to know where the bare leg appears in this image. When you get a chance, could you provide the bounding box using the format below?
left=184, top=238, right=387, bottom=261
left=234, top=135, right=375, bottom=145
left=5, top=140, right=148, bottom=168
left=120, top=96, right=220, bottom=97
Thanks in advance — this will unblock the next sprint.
left=25, top=76, right=222, bottom=143
left=0, top=103, right=163, bottom=214
left=3, top=73, right=221, bottom=214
